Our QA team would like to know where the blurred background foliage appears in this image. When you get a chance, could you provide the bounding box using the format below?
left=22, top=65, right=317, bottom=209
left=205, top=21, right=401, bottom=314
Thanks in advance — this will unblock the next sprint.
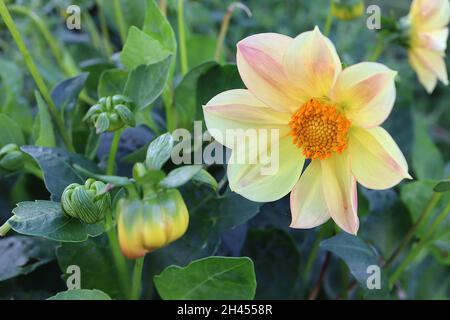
left=0, top=0, right=449, bottom=300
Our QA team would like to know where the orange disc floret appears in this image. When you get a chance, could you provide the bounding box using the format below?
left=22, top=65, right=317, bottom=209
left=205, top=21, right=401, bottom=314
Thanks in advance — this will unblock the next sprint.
left=289, top=98, right=351, bottom=160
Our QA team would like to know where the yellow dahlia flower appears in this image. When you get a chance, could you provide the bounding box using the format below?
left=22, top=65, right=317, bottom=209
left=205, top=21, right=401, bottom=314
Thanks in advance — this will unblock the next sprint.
left=203, top=27, right=411, bottom=235
left=407, top=0, right=450, bottom=93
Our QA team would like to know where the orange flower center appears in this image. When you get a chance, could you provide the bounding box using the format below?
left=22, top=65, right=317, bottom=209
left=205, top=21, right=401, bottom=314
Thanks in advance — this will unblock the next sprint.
left=289, top=98, right=351, bottom=160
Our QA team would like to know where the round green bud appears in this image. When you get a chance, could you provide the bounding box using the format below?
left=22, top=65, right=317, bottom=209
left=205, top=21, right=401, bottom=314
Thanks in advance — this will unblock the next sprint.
left=83, top=95, right=135, bottom=134
left=0, top=144, right=25, bottom=172
left=61, top=178, right=111, bottom=224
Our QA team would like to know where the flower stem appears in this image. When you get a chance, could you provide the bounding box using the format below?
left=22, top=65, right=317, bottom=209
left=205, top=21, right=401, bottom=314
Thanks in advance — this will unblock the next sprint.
left=97, top=0, right=114, bottom=60
left=214, top=2, right=252, bottom=61
left=385, top=192, right=443, bottom=267
left=105, top=224, right=130, bottom=296
left=324, top=0, right=333, bottom=36
left=368, top=39, right=385, bottom=61
left=106, top=129, right=122, bottom=175
left=308, top=252, right=330, bottom=300
left=177, top=0, right=188, bottom=76
left=0, top=222, right=11, bottom=236
left=389, top=203, right=450, bottom=287
left=112, top=0, right=127, bottom=44
left=0, top=0, right=74, bottom=151
left=130, top=257, right=145, bottom=300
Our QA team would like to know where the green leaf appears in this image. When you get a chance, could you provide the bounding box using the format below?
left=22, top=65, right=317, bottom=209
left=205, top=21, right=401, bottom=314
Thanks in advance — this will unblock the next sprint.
left=159, top=165, right=203, bottom=189
left=434, top=180, right=450, bottom=193
left=174, top=61, right=217, bottom=130
left=51, top=73, right=89, bottom=112
left=0, top=114, right=25, bottom=147
left=8, top=201, right=104, bottom=242
left=74, top=164, right=132, bottom=186
left=98, top=69, right=129, bottom=98
left=241, top=229, right=301, bottom=299
left=145, top=132, right=174, bottom=170
left=34, top=91, right=56, bottom=147
left=192, top=169, right=218, bottom=191
left=0, top=235, right=56, bottom=282
left=412, top=115, right=444, bottom=180
left=142, top=0, right=176, bottom=53
left=56, top=237, right=130, bottom=299
left=321, top=233, right=388, bottom=297
left=47, top=289, right=111, bottom=300
left=120, top=26, right=171, bottom=70
left=123, top=56, right=172, bottom=109
left=20, top=146, right=99, bottom=201
left=154, top=256, right=256, bottom=300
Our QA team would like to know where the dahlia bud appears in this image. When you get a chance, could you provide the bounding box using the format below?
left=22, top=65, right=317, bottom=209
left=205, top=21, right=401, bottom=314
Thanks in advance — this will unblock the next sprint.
left=0, top=143, right=25, bottom=172
left=117, top=189, right=189, bottom=259
left=331, top=0, right=364, bottom=20
left=83, top=95, right=135, bottom=134
left=61, top=178, right=111, bottom=224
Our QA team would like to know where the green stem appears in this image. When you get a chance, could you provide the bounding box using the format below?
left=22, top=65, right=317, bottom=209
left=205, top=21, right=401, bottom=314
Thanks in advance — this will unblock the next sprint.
left=0, top=0, right=74, bottom=151
left=324, top=1, right=333, bottom=36
left=0, top=222, right=11, bottom=236
left=368, top=39, right=385, bottom=61
left=385, top=192, right=442, bottom=267
left=97, top=0, right=114, bottom=60
left=105, top=224, right=130, bottom=296
left=112, top=0, right=127, bottom=44
left=106, top=130, right=122, bottom=175
left=159, top=0, right=167, bottom=17
left=177, top=0, right=188, bottom=75
left=214, top=6, right=232, bottom=61
left=389, top=203, right=450, bottom=287
left=130, top=257, right=145, bottom=300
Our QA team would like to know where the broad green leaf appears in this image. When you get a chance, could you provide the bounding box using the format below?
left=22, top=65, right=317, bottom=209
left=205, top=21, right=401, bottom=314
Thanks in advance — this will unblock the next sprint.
left=123, top=56, right=172, bottom=109
left=242, top=229, right=301, bottom=299
left=20, top=146, right=99, bottom=201
left=142, top=0, right=176, bottom=53
left=51, top=73, right=89, bottom=112
left=321, top=233, right=388, bottom=298
left=174, top=61, right=217, bottom=130
left=47, top=289, right=111, bottom=300
left=56, top=237, right=130, bottom=299
left=0, top=236, right=56, bottom=282
left=145, top=132, right=174, bottom=169
left=120, top=26, right=171, bottom=70
left=0, top=114, right=25, bottom=147
left=0, top=59, right=23, bottom=115
left=434, top=180, right=450, bottom=193
left=412, top=115, right=444, bottom=180
left=154, top=257, right=256, bottom=300
left=97, top=69, right=129, bottom=98
left=34, top=91, right=56, bottom=147
left=7, top=201, right=104, bottom=242
left=159, top=165, right=203, bottom=189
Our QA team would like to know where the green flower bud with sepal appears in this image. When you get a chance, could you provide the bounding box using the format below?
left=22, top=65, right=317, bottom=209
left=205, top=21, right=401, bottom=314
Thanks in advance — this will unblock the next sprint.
left=0, top=143, right=25, bottom=172
left=83, top=95, right=135, bottom=134
left=61, top=178, right=111, bottom=224
left=331, top=0, right=364, bottom=20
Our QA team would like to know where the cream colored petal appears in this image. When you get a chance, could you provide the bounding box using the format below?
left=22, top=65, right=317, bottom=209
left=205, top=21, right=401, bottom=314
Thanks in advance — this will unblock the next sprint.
left=332, top=62, right=397, bottom=128
left=409, top=51, right=438, bottom=93
left=228, top=135, right=305, bottom=202
left=236, top=33, right=304, bottom=113
left=203, top=89, right=291, bottom=149
left=348, top=127, right=411, bottom=190
left=321, top=152, right=359, bottom=235
left=410, top=0, right=450, bottom=30
left=418, top=28, right=449, bottom=51
left=290, top=161, right=330, bottom=229
left=283, top=26, right=342, bottom=98
left=409, top=49, right=447, bottom=93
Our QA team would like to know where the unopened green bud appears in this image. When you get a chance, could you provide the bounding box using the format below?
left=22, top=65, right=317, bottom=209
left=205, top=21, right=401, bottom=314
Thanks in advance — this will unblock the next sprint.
left=61, top=178, right=111, bottom=224
left=0, top=144, right=25, bottom=172
left=83, top=95, right=135, bottom=134
left=132, top=162, right=147, bottom=180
